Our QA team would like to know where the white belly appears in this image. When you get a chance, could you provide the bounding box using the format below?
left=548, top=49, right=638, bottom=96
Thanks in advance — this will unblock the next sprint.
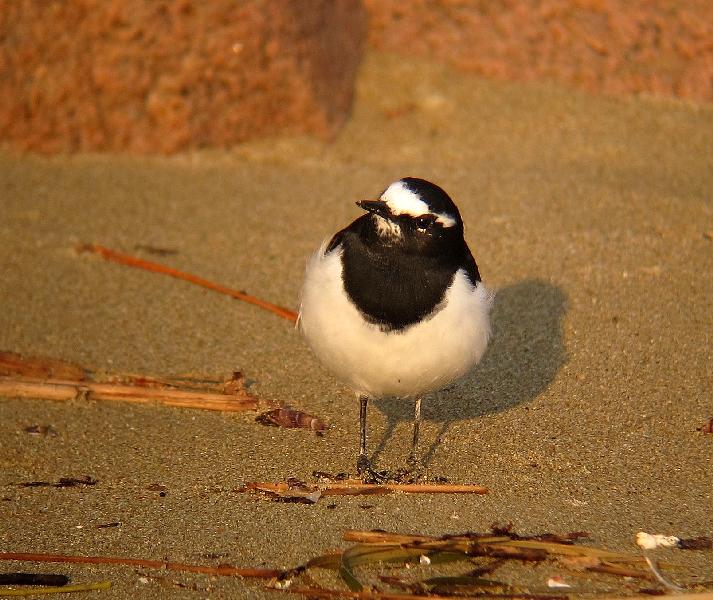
left=298, top=245, right=493, bottom=398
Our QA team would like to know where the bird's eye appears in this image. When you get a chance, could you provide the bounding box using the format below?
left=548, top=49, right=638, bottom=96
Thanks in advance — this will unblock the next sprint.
left=415, top=215, right=435, bottom=231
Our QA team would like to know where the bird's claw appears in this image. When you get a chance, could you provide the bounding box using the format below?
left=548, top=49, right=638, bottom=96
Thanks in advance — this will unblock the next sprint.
left=357, top=455, right=391, bottom=483
left=392, top=466, right=425, bottom=484
left=357, top=455, right=426, bottom=484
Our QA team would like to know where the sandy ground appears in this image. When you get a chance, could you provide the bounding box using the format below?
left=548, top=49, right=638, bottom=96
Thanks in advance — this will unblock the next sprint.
left=1, top=53, right=712, bottom=598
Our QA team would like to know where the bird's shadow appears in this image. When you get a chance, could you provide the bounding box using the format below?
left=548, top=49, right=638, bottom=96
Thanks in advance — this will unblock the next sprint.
left=371, top=279, right=568, bottom=467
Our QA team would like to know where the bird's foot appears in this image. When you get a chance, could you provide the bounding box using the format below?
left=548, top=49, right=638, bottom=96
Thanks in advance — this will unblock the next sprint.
left=391, top=458, right=425, bottom=483
left=356, top=455, right=392, bottom=483
left=356, top=455, right=428, bottom=484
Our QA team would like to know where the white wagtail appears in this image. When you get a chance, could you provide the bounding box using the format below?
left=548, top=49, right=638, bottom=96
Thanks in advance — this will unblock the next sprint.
left=299, top=177, right=493, bottom=481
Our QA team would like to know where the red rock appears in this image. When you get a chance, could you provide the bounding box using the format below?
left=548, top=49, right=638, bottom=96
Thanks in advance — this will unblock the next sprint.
left=0, top=0, right=365, bottom=154
left=4, top=1, right=711, bottom=155
left=364, top=0, right=713, bottom=104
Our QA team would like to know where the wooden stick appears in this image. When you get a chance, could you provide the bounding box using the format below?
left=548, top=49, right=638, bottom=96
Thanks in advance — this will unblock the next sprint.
left=245, top=480, right=488, bottom=496
left=0, top=351, right=88, bottom=381
left=0, top=376, right=258, bottom=412
left=277, top=586, right=567, bottom=600
left=80, top=243, right=298, bottom=323
left=342, top=530, right=438, bottom=544
left=0, top=552, right=282, bottom=579
left=276, top=587, right=455, bottom=600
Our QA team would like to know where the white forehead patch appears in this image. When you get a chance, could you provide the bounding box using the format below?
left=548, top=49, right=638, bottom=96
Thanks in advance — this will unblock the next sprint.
left=380, top=181, right=456, bottom=227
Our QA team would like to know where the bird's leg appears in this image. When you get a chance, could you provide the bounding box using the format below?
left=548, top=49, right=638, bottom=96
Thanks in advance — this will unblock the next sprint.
left=394, top=396, right=426, bottom=481
left=359, top=394, right=368, bottom=459
left=391, top=397, right=426, bottom=483
left=408, top=397, right=422, bottom=470
left=356, top=395, right=388, bottom=483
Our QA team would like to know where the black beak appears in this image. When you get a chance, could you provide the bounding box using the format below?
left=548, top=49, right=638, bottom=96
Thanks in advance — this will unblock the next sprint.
left=357, top=199, right=391, bottom=219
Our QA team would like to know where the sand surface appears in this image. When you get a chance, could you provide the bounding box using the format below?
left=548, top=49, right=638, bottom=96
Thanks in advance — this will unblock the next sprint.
left=1, top=53, right=712, bottom=597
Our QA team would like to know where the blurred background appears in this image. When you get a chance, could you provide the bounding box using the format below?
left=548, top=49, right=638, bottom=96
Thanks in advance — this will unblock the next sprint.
left=2, top=0, right=712, bottom=154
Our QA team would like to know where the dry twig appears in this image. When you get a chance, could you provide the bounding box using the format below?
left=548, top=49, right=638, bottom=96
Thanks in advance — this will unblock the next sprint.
left=274, top=587, right=565, bottom=599
left=0, top=375, right=258, bottom=412
left=286, top=527, right=674, bottom=596
left=79, top=243, right=298, bottom=323
left=0, top=552, right=281, bottom=579
left=243, top=479, right=488, bottom=503
left=0, top=351, right=259, bottom=412
left=645, top=556, right=685, bottom=592
left=0, top=351, right=88, bottom=380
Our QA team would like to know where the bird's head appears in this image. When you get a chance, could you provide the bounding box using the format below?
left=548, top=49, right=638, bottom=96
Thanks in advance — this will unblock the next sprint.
left=357, top=177, right=464, bottom=256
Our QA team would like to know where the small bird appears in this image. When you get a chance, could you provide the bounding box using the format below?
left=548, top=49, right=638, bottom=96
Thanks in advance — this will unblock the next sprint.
left=299, top=177, right=493, bottom=481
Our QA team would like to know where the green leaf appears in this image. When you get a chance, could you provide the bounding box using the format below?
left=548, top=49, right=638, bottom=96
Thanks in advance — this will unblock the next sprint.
left=339, top=548, right=363, bottom=592
left=0, top=581, right=111, bottom=596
